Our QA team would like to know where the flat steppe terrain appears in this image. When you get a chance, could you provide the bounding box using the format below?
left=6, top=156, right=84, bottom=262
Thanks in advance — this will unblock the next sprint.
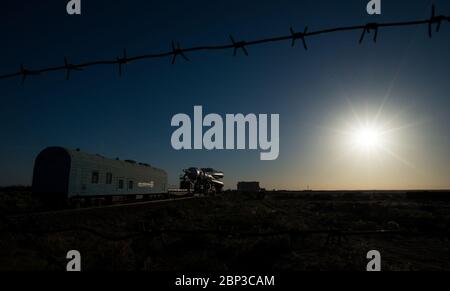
left=1, top=188, right=449, bottom=271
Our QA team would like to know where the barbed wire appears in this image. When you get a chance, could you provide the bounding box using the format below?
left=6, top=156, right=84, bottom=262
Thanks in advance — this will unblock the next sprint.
left=0, top=5, right=449, bottom=84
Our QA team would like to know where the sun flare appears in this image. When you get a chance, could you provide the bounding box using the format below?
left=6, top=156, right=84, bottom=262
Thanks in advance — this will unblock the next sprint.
left=350, top=124, right=384, bottom=152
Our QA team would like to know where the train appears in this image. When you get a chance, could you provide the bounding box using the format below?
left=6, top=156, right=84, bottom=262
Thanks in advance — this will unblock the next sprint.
left=32, top=147, right=224, bottom=208
left=179, top=167, right=224, bottom=195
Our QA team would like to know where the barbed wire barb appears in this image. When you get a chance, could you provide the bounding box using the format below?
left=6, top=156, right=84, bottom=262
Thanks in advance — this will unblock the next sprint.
left=19, top=64, right=39, bottom=85
left=171, top=42, right=189, bottom=64
left=359, top=23, right=379, bottom=44
left=64, top=57, right=82, bottom=81
left=290, top=26, right=308, bottom=50
left=117, top=49, right=129, bottom=77
left=428, top=5, right=446, bottom=38
left=230, top=34, right=249, bottom=56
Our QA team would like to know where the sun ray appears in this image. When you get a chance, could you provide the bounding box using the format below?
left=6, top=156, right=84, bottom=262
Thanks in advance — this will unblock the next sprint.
left=381, top=120, right=425, bottom=135
left=345, top=97, right=363, bottom=126
left=379, top=145, right=419, bottom=172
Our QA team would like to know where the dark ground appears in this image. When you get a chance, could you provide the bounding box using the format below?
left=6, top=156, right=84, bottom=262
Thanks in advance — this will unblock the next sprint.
left=0, top=187, right=449, bottom=271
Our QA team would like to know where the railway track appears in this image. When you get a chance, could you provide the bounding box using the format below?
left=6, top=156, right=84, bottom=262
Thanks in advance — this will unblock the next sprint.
left=5, top=192, right=199, bottom=221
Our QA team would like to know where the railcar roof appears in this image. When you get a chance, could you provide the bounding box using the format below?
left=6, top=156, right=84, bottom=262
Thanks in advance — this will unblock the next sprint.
left=47, top=147, right=167, bottom=174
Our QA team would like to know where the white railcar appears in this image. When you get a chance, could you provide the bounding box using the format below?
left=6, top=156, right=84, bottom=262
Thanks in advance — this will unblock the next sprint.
left=32, top=147, right=168, bottom=206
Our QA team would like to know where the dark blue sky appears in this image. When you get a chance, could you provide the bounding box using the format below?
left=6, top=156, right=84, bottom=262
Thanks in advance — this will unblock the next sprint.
left=1, top=0, right=449, bottom=189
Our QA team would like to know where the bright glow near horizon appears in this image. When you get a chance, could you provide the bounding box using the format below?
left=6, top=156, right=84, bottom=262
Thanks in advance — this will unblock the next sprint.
left=350, top=123, right=385, bottom=153
left=322, top=96, right=419, bottom=172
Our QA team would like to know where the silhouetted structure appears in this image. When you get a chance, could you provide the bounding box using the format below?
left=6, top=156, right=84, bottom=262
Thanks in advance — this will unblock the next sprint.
left=237, top=181, right=261, bottom=193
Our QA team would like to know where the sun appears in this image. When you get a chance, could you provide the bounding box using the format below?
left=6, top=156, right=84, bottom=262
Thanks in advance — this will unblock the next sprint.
left=351, top=124, right=384, bottom=152
left=320, top=95, right=419, bottom=169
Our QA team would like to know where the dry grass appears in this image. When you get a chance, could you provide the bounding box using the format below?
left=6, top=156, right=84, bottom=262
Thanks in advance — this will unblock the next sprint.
left=1, top=189, right=449, bottom=271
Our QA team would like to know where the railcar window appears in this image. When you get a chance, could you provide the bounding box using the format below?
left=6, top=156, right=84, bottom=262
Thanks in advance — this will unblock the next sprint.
left=106, top=173, right=113, bottom=184
left=91, top=171, right=99, bottom=184
left=118, top=179, right=124, bottom=189
left=128, top=180, right=134, bottom=190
